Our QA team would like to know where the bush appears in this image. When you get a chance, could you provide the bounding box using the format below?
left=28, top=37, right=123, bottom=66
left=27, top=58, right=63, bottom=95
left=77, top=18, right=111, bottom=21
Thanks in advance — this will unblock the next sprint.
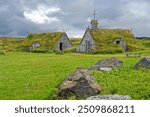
left=126, top=43, right=143, bottom=51
left=31, top=47, right=48, bottom=53
left=94, top=44, right=123, bottom=54
left=27, top=34, right=34, bottom=39
left=95, top=49, right=123, bottom=54
left=54, top=49, right=64, bottom=54
left=64, top=47, right=76, bottom=53
left=0, top=37, right=25, bottom=52
left=0, top=50, right=6, bottom=55
left=138, top=39, right=150, bottom=48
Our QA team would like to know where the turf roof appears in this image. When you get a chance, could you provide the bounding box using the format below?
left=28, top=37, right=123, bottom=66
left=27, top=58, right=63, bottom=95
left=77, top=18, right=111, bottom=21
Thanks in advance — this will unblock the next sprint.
left=87, top=29, right=142, bottom=52
left=25, top=32, right=65, bottom=47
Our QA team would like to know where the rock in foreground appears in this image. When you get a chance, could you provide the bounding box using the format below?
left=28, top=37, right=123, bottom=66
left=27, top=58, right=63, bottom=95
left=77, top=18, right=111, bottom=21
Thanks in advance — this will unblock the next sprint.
left=88, top=57, right=123, bottom=71
left=57, top=67, right=101, bottom=98
left=87, top=94, right=131, bottom=100
left=134, top=57, right=150, bottom=69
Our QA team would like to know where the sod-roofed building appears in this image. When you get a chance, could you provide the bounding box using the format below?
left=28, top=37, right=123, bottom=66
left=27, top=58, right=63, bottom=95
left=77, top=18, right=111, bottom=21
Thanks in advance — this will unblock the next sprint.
left=25, top=32, right=72, bottom=52
left=77, top=11, right=141, bottom=53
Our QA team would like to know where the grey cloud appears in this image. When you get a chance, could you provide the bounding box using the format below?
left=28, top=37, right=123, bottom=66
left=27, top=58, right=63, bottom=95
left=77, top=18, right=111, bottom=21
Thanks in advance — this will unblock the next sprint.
left=0, top=0, right=150, bottom=37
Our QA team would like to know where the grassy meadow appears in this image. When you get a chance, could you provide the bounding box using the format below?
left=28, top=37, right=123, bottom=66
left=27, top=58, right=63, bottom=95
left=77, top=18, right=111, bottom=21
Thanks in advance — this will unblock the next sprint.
left=0, top=51, right=150, bottom=100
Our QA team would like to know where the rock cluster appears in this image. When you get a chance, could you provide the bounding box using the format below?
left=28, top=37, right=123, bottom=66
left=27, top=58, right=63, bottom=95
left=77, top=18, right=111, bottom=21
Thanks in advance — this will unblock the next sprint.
left=87, top=94, right=131, bottom=100
left=57, top=67, right=101, bottom=98
left=134, top=57, right=150, bottom=69
left=88, top=57, right=123, bottom=71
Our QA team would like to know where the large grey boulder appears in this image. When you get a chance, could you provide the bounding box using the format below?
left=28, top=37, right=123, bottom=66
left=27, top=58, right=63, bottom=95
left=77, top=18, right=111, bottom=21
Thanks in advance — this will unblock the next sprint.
left=57, top=67, right=101, bottom=98
left=134, top=57, right=150, bottom=69
left=88, top=57, right=123, bottom=71
left=87, top=94, right=131, bottom=100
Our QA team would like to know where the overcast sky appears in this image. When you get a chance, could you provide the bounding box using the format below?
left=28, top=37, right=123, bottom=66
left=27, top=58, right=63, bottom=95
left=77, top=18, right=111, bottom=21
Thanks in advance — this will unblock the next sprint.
left=0, top=0, right=150, bottom=37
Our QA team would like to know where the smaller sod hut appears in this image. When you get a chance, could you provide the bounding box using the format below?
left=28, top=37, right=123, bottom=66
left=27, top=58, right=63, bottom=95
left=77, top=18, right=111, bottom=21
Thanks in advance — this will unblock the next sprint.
left=24, top=32, right=72, bottom=52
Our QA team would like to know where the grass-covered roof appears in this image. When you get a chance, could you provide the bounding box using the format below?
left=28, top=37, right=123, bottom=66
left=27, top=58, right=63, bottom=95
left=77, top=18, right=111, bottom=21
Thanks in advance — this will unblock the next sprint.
left=88, top=29, right=143, bottom=53
left=27, top=32, right=64, bottom=46
left=21, top=32, right=66, bottom=52
left=22, top=32, right=65, bottom=51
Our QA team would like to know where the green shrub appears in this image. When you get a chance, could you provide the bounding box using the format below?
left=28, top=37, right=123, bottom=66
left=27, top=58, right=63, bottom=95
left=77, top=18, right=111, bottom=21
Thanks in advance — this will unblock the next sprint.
left=138, top=39, right=150, bottom=48
left=27, top=34, right=34, bottom=39
left=54, top=49, right=64, bottom=54
left=0, top=50, right=6, bottom=55
left=64, top=47, right=76, bottom=53
left=0, top=37, right=25, bottom=52
left=31, top=47, right=48, bottom=53
left=126, top=43, right=144, bottom=51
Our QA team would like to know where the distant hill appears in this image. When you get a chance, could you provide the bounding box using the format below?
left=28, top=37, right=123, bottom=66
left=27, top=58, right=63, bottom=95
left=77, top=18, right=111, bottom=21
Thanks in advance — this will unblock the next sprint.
left=136, top=37, right=150, bottom=40
left=0, top=37, right=25, bottom=52
left=70, top=38, right=81, bottom=47
left=136, top=38, right=150, bottom=48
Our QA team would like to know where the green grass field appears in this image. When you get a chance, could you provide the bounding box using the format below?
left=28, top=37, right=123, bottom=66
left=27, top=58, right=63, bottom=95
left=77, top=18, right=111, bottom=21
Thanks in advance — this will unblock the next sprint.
left=0, top=51, right=150, bottom=100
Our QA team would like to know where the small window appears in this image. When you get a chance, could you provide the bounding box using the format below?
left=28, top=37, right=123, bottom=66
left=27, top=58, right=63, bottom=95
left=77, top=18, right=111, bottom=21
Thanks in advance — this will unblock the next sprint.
left=114, top=39, right=121, bottom=44
left=116, top=40, right=120, bottom=44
